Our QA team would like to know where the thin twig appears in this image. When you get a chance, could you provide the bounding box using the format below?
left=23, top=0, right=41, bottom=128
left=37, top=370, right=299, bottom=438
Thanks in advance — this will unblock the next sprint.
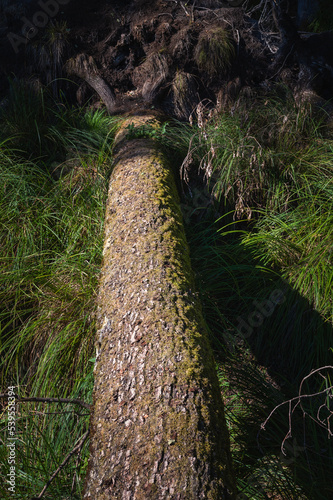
left=180, top=1, right=190, bottom=16
left=259, top=366, right=333, bottom=455
left=37, top=430, right=89, bottom=499
left=31, top=410, right=90, bottom=417
left=260, top=385, right=333, bottom=431
left=247, top=0, right=267, bottom=15
left=0, top=394, right=90, bottom=410
left=156, top=13, right=174, bottom=19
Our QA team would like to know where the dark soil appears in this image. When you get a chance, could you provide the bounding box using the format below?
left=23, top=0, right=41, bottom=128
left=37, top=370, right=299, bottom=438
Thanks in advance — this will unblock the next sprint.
left=1, top=1, right=333, bottom=117
left=0, top=2, right=289, bottom=114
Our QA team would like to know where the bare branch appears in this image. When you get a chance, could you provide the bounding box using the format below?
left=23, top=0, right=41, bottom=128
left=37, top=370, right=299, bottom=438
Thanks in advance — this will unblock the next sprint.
left=36, top=430, right=89, bottom=499
left=0, top=394, right=90, bottom=410
left=259, top=366, right=333, bottom=455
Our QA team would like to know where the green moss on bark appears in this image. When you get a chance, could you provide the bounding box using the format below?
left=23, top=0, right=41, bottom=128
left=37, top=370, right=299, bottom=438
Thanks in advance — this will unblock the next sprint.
left=84, top=116, right=236, bottom=499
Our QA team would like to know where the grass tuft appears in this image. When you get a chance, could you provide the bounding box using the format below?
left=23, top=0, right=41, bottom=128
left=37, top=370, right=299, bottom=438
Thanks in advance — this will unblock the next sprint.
left=194, top=27, right=235, bottom=77
left=0, top=94, right=119, bottom=497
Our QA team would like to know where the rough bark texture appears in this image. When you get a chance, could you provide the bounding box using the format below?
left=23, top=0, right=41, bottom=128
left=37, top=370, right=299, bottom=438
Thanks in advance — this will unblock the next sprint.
left=83, top=116, right=236, bottom=499
left=66, top=54, right=116, bottom=114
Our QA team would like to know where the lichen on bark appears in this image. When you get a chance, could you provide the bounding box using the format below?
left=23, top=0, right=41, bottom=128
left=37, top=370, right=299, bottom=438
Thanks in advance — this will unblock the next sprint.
left=83, top=116, right=236, bottom=499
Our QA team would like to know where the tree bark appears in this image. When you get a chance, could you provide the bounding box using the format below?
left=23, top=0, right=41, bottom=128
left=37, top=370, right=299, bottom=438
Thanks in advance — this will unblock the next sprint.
left=65, top=54, right=116, bottom=114
left=83, top=115, right=236, bottom=499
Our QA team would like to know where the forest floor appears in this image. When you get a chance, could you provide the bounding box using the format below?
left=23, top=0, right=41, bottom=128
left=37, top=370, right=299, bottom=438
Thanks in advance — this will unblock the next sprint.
left=0, top=1, right=333, bottom=499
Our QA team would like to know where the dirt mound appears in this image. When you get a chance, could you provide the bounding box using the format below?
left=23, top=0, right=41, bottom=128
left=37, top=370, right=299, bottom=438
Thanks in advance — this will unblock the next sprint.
left=71, top=1, right=271, bottom=116
left=1, top=1, right=333, bottom=117
left=0, top=0, right=270, bottom=116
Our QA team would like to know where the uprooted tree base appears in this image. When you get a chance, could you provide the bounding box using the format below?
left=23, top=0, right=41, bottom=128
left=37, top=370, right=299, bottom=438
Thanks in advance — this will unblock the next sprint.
left=2, top=0, right=333, bottom=117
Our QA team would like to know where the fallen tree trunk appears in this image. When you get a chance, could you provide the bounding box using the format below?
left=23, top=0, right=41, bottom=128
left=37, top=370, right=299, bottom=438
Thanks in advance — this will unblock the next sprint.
left=83, top=115, right=236, bottom=499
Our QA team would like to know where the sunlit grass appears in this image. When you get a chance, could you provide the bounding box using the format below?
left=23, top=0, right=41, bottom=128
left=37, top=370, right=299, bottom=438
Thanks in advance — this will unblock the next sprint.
left=0, top=80, right=332, bottom=498
left=183, top=90, right=333, bottom=498
left=0, top=84, right=120, bottom=497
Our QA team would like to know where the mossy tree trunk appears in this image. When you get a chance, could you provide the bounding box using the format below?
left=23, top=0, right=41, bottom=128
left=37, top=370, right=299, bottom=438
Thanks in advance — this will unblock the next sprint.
left=83, top=116, right=236, bottom=499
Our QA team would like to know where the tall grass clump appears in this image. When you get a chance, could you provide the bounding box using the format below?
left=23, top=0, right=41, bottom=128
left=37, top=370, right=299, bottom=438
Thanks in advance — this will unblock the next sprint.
left=182, top=88, right=333, bottom=499
left=194, top=27, right=235, bottom=77
left=0, top=89, right=121, bottom=497
left=181, top=90, right=329, bottom=218
left=0, top=80, right=120, bottom=163
left=239, top=193, right=333, bottom=381
left=242, top=196, right=333, bottom=322
left=187, top=215, right=332, bottom=500
left=0, top=81, right=52, bottom=158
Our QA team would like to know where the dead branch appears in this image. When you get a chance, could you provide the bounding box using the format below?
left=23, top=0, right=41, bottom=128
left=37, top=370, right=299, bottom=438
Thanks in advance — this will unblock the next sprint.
left=36, top=430, right=89, bottom=498
left=0, top=394, right=90, bottom=410
left=259, top=366, right=333, bottom=456
left=65, top=53, right=116, bottom=114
